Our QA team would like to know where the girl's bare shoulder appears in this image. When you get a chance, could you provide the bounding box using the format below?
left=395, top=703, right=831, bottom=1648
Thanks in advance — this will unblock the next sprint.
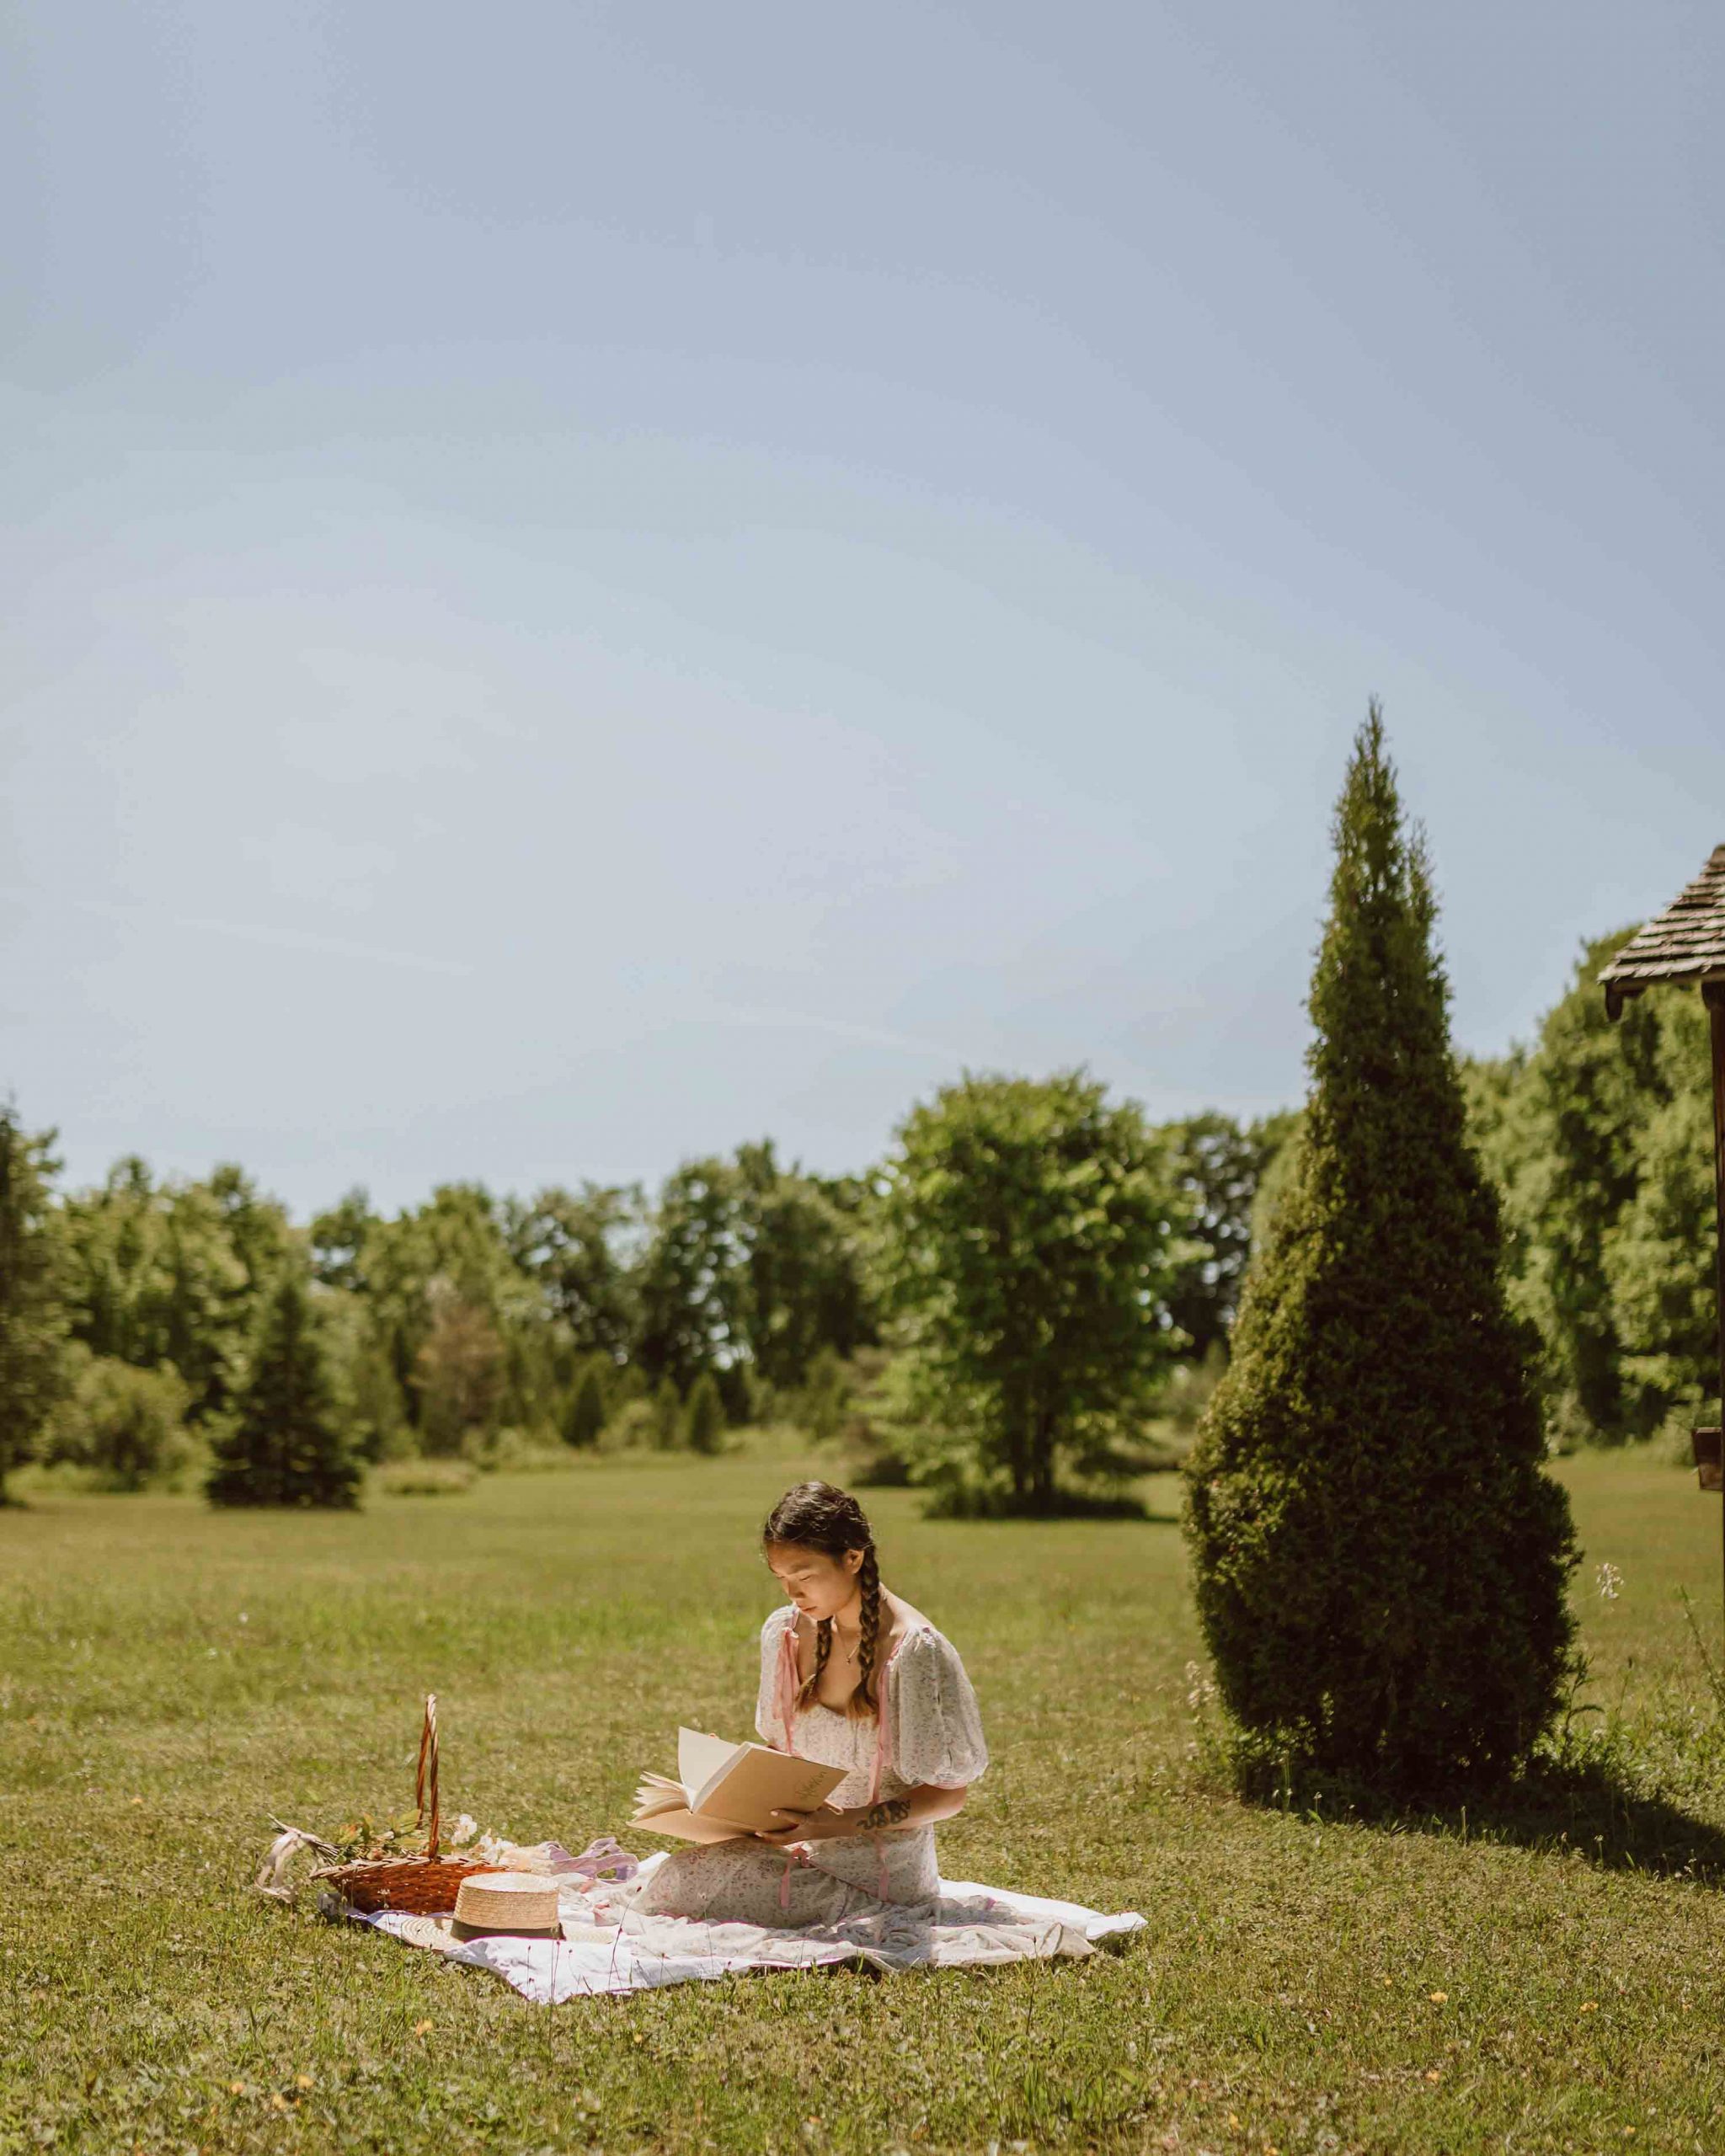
left=879, top=1589, right=934, bottom=1656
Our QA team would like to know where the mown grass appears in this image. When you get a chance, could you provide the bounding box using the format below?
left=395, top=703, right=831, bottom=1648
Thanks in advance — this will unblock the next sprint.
left=4, top=1444, right=1725, bottom=2154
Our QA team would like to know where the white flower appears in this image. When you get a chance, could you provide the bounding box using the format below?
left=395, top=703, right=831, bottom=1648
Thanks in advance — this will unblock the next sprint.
left=1596, top=1562, right=1623, bottom=1601
left=449, top=1813, right=479, bottom=1847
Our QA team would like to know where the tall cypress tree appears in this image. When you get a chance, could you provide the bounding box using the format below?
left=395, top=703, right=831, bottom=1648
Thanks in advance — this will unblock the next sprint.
left=1183, top=705, right=1578, bottom=1797
left=206, top=1269, right=361, bottom=1509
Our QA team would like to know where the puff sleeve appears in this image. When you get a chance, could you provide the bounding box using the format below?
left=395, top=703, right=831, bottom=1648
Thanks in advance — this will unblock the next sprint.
left=886, top=1627, right=990, bottom=1789
left=755, top=1604, right=797, bottom=1751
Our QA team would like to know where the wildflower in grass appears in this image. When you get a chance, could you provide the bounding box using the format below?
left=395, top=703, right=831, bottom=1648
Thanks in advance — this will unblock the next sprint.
left=1429, top=1990, right=1447, bottom=2003
left=413, top=2019, right=432, bottom=2036
left=1597, top=1562, right=1623, bottom=1600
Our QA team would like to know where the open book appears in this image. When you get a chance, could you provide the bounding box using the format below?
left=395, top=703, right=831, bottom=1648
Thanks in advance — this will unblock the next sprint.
left=631, top=1727, right=848, bottom=1844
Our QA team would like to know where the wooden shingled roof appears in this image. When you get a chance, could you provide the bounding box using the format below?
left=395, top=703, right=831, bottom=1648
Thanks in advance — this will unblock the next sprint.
left=1599, top=845, right=1725, bottom=1018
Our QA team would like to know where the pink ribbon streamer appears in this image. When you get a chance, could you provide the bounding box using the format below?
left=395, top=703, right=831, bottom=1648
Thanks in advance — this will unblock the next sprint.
left=773, top=1614, right=913, bottom=1908
left=545, top=1835, right=638, bottom=1883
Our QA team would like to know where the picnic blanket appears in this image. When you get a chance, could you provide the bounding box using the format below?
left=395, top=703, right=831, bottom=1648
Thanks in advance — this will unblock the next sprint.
left=348, top=1848, right=1146, bottom=2002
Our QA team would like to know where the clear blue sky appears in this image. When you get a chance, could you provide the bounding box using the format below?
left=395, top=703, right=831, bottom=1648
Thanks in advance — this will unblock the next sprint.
left=3, top=2, right=1720, bottom=1219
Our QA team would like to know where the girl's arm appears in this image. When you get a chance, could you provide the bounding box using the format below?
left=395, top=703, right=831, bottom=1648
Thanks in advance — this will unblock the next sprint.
left=752, top=1782, right=968, bottom=1845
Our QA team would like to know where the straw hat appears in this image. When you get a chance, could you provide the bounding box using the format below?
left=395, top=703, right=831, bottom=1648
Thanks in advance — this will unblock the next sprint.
left=451, top=1870, right=562, bottom=1939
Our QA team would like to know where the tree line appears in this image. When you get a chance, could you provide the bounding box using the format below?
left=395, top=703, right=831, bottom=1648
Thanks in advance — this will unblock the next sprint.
left=0, top=837, right=1713, bottom=1513
left=0, top=1109, right=1284, bottom=1506
left=3, top=702, right=1640, bottom=1810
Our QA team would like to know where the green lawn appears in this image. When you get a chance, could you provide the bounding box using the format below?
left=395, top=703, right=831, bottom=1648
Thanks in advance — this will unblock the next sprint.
left=6, top=1444, right=1725, bottom=2154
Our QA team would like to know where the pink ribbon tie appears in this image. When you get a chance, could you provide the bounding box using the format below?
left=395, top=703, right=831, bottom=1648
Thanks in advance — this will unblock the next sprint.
left=772, top=1612, right=916, bottom=1913
left=777, top=1844, right=812, bottom=1913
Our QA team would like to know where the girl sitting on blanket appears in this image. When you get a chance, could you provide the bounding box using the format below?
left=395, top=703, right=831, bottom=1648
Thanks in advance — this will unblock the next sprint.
left=628, top=1480, right=989, bottom=1926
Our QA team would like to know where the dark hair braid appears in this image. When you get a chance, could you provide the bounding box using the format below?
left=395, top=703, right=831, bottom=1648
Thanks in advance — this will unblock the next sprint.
left=762, top=1480, right=883, bottom=1721
left=853, top=1544, right=882, bottom=1714
left=805, top=1613, right=834, bottom=1712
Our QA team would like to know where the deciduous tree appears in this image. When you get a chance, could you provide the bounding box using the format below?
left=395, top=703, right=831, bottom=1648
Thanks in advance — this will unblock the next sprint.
left=873, top=1069, right=1190, bottom=1513
left=0, top=1103, right=67, bottom=1501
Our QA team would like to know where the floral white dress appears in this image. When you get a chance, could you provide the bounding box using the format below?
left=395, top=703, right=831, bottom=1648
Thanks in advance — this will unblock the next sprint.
left=626, top=1604, right=990, bottom=1927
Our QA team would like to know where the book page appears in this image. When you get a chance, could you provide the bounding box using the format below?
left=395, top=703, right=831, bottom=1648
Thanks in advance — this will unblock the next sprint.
left=677, top=1727, right=740, bottom=1796
left=628, top=1802, right=750, bottom=1845
left=694, top=1747, right=846, bottom=1832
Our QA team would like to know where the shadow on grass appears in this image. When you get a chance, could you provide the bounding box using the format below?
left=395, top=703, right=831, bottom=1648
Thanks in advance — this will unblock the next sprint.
left=927, top=1500, right=1183, bottom=1525
left=1391, top=1757, right=1725, bottom=1884
left=1251, top=1754, right=1725, bottom=1886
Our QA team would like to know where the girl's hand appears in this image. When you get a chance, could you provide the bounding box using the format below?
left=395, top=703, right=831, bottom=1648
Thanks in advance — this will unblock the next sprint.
left=752, top=1806, right=852, bottom=1847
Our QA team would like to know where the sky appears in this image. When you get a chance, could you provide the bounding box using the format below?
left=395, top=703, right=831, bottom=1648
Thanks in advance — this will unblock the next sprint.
left=3, top=1, right=1721, bottom=1221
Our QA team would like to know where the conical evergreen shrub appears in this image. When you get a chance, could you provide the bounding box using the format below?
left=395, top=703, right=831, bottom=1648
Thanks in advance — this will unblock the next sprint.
left=1183, top=705, right=1579, bottom=1798
left=650, top=1376, right=683, bottom=1449
left=206, top=1270, right=361, bottom=1508
left=685, top=1369, right=724, bottom=1454
left=565, top=1358, right=607, bottom=1449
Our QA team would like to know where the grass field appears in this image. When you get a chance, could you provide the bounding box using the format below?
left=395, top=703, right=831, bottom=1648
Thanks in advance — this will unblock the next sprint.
left=7, top=1443, right=1725, bottom=2155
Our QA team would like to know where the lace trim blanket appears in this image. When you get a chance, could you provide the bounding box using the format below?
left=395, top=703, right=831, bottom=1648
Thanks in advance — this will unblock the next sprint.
left=353, top=1850, right=1145, bottom=2003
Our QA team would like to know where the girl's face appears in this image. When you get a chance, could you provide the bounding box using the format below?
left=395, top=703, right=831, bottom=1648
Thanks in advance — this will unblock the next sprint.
left=765, top=1540, right=863, bottom=1623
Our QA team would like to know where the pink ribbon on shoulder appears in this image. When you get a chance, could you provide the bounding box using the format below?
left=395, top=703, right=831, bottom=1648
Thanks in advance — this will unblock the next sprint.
left=772, top=1614, right=912, bottom=1908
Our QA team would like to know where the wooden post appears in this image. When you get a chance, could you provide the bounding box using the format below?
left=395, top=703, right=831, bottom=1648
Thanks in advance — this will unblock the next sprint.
left=1705, top=981, right=1725, bottom=1644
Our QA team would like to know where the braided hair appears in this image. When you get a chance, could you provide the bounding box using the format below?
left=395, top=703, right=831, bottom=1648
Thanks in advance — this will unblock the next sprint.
left=762, top=1481, right=883, bottom=1720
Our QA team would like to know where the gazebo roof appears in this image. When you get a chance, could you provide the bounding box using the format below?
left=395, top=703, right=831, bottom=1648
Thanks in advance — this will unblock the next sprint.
left=1599, top=845, right=1725, bottom=1018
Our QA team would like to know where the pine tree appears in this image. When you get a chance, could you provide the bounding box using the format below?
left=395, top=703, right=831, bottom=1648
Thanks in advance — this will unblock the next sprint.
left=684, top=1369, right=724, bottom=1454
left=565, top=1358, right=608, bottom=1449
left=1183, top=704, right=1579, bottom=1798
left=0, top=1103, right=68, bottom=1502
left=651, top=1375, right=683, bottom=1449
left=206, top=1270, right=361, bottom=1508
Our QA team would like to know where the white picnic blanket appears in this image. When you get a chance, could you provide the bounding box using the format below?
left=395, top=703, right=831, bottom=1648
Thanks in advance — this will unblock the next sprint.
left=357, top=1849, right=1145, bottom=2002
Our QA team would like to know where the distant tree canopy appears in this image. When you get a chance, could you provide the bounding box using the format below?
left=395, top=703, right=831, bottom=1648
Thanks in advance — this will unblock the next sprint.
left=1464, top=929, right=1717, bottom=1441
left=9, top=853, right=1717, bottom=1497
left=1162, top=1110, right=1300, bottom=1361
left=633, top=1143, right=875, bottom=1396
left=0, top=1103, right=68, bottom=1501
left=60, top=1157, right=292, bottom=1422
left=870, top=1070, right=1194, bottom=1513
left=45, top=1349, right=194, bottom=1491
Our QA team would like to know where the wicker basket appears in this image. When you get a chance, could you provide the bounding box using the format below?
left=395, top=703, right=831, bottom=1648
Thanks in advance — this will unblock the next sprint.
left=327, top=1855, right=502, bottom=1916
left=320, top=1695, right=502, bottom=1916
